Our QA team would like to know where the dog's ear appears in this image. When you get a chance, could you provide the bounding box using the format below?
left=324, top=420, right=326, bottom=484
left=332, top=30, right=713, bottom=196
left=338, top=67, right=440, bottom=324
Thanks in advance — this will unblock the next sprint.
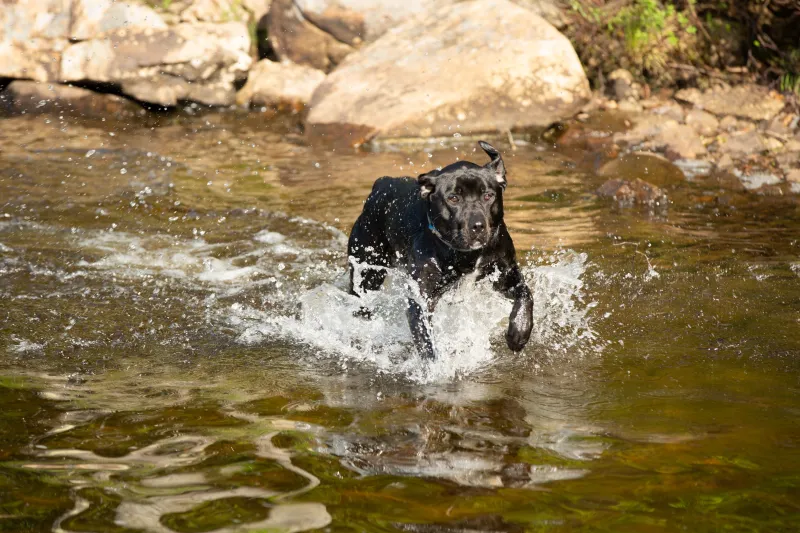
left=417, top=169, right=440, bottom=199
left=479, top=141, right=506, bottom=188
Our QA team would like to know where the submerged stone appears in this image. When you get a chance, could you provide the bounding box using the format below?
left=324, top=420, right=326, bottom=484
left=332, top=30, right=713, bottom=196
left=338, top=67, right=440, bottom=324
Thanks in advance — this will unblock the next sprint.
left=597, top=178, right=668, bottom=207
left=598, top=152, right=686, bottom=186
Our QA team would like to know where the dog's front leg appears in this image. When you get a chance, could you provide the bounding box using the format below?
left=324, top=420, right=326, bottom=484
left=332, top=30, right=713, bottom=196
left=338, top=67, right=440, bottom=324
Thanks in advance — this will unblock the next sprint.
left=494, top=262, right=533, bottom=352
left=406, top=255, right=443, bottom=360
left=406, top=297, right=436, bottom=360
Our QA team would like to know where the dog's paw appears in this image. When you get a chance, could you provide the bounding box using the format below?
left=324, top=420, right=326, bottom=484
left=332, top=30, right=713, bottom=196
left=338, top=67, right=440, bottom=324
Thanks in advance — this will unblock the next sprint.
left=506, top=298, right=533, bottom=352
left=505, top=324, right=530, bottom=352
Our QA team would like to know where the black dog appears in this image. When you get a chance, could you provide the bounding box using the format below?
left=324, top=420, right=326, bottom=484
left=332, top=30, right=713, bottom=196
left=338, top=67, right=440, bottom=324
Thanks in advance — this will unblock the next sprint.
left=347, top=141, right=533, bottom=360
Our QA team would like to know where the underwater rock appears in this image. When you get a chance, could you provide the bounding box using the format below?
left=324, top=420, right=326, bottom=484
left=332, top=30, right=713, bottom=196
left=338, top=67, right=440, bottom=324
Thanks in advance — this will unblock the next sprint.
left=305, top=0, right=589, bottom=144
left=236, top=59, right=326, bottom=109
left=598, top=152, right=686, bottom=186
left=597, top=178, right=668, bottom=207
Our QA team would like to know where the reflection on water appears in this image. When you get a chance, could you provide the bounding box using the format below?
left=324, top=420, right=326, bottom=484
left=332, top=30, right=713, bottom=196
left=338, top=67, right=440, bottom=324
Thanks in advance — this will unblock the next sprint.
left=1, top=110, right=799, bottom=532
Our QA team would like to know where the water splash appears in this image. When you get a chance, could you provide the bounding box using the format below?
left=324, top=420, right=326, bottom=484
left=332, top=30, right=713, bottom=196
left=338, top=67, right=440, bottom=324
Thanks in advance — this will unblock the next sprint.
left=70, top=221, right=598, bottom=383
left=229, top=250, right=598, bottom=383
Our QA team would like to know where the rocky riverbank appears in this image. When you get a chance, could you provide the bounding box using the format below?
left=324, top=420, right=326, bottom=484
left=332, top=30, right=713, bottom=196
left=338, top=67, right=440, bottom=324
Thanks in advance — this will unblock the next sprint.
left=556, top=79, right=800, bottom=201
left=1, top=0, right=798, bottom=201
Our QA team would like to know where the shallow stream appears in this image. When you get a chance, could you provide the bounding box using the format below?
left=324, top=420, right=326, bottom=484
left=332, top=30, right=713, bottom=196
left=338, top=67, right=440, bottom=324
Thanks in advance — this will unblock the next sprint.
left=1, top=109, right=799, bottom=532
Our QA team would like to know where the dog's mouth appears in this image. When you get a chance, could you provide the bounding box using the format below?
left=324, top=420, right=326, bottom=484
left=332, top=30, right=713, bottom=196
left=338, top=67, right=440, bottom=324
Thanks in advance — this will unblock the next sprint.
left=457, top=231, right=491, bottom=250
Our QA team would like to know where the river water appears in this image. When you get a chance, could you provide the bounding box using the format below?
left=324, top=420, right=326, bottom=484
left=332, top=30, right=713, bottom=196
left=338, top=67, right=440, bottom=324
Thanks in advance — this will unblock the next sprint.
left=1, top=109, right=798, bottom=532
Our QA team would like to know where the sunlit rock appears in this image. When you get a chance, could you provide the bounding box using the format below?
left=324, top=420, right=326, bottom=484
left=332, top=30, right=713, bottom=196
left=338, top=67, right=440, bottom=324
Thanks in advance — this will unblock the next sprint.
left=70, top=0, right=167, bottom=40
left=0, top=0, right=71, bottom=81
left=61, top=23, right=252, bottom=107
left=614, top=116, right=706, bottom=160
left=266, top=0, right=568, bottom=71
left=236, top=60, right=326, bottom=109
left=305, top=0, right=590, bottom=144
left=685, top=108, right=719, bottom=136
left=675, top=84, right=785, bottom=122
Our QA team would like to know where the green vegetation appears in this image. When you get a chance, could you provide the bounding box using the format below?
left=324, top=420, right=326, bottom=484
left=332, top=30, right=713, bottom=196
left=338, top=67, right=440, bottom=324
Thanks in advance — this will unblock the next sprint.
left=566, top=0, right=800, bottom=94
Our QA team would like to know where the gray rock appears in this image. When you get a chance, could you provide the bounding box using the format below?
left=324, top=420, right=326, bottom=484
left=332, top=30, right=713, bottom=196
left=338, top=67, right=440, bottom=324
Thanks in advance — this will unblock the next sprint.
left=685, top=109, right=719, bottom=136
left=597, top=178, right=668, bottom=207
left=236, top=60, right=325, bottom=108
left=674, top=84, right=785, bottom=122
left=672, top=158, right=714, bottom=179
left=2, top=80, right=143, bottom=118
left=732, top=169, right=782, bottom=190
left=61, top=23, right=252, bottom=106
left=305, top=0, right=589, bottom=143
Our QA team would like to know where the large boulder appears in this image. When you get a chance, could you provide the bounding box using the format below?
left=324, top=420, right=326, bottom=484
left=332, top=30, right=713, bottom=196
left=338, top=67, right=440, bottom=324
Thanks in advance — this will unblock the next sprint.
left=236, top=60, right=325, bottom=109
left=61, top=23, right=252, bottom=106
left=266, top=0, right=566, bottom=71
left=305, top=0, right=590, bottom=143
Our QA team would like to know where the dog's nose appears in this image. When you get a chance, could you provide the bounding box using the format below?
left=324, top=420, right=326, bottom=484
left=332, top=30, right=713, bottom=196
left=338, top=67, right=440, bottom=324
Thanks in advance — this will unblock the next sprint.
left=471, top=221, right=484, bottom=232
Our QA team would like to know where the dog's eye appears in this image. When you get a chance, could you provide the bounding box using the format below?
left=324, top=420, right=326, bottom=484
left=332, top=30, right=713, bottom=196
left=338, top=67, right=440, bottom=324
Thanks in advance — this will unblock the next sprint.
left=483, top=192, right=495, bottom=201
left=447, top=194, right=460, bottom=203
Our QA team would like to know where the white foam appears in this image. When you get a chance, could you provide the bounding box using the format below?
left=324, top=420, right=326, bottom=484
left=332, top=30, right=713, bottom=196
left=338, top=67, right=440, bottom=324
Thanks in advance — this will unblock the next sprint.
left=228, top=250, right=598, bottom=383
left=8, top=337, right=45, bottom=354
left=72, top=224, right=597, bottom=383
left=254, top=230, right=286, bottom=244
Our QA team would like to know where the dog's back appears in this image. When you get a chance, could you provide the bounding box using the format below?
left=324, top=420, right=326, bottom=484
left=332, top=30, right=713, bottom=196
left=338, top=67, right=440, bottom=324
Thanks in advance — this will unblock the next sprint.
left=349, top=177, right=424, bottom=265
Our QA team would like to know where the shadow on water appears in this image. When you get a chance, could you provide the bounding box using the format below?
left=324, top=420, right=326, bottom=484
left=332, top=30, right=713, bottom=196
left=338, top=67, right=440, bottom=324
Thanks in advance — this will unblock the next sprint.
left=1, top=110, right=799, bottom=532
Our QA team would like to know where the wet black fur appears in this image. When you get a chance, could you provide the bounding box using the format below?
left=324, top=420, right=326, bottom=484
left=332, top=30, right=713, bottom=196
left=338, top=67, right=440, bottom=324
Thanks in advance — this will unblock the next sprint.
left=347, top=141, right=533, bottom=360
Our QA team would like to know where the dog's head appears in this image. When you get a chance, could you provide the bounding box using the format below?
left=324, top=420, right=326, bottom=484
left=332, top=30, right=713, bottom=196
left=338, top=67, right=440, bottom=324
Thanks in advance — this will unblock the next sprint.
left=418, top=141, right=506, bottom=251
